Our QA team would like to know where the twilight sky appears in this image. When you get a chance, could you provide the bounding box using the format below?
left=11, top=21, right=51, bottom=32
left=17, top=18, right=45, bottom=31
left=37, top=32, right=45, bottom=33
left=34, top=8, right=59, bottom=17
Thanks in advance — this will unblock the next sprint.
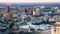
left=0, top=0, right=60, bottom=3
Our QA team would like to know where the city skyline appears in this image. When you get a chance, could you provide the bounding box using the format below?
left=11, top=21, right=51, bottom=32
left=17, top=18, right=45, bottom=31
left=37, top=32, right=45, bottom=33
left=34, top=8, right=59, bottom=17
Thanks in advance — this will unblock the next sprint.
left=0, top=3, right=60, bottom=8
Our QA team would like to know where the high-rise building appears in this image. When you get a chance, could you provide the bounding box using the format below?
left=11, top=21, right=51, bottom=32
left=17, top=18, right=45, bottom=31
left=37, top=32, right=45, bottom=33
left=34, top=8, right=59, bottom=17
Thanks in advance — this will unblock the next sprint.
left=3, top=5, right=14, bottom=23
left=51, top=22, right=60, bottom=34
left=57, top=9, right=60, bottom=14
left=22, top=9, right=27, bottom=15
left=27, top=7, right=33, bottom=15
left=5, top=5, right=10, bottom=13
left=33, top=11, right=35, bottom=15
left=35, top=8, right=40, bottom=16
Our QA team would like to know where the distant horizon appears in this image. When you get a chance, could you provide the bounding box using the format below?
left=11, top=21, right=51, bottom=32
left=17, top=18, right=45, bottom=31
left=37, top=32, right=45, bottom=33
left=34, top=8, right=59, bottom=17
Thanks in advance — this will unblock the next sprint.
left=0, top=2, right=60, bottom=9
left=0, top=2, right=60, bottom=5
left=0, top=0, right=60, bottom=3
left=0, top=2, right=60, bottom=4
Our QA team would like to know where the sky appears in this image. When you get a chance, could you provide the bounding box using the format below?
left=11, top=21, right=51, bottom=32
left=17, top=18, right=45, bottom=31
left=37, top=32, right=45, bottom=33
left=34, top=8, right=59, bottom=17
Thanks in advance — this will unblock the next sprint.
left=0, top=0, right=60, bottom=3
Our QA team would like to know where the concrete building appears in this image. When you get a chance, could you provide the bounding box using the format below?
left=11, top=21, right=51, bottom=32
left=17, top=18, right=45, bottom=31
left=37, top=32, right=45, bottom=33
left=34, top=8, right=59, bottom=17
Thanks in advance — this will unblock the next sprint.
left=56, top=16, right=60, bottom=22
left=3, top=5, right=10, bottom=20
left=4, top=5, right=10, bottom=13
left=57, top=9, right=60, bottom=13
left=33, top=11, right=35, bottom=15
left=51, top=22, right=60, bottom=34
left=21, top=9, right=27, bottom=15
left=27, top=7, right=33, bottom=15
left=3, top=5, right=14, bottom=23
left=35, top=8, right=40, bottom=15
left=33, top=8, right=40, bottom=16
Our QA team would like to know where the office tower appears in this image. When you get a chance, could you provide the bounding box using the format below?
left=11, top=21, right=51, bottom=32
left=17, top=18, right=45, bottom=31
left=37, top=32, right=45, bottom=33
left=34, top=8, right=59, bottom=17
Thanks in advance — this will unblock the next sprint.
left=22, top=9, right=27, bottom=15
left=3, top=5, right=10, bottom=20
left=51, top=22, right=60, bottom=34
left=35, top=8, right=40, bottom=16
left=33, top=11, right=35, bottom=15
left=5, top=5, right=10, bottom=13
left=3, top=5, right=14, bottom=23
left=27, top=7, right=33, bottom=15
left=57, top=9, right=60, bottom=14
